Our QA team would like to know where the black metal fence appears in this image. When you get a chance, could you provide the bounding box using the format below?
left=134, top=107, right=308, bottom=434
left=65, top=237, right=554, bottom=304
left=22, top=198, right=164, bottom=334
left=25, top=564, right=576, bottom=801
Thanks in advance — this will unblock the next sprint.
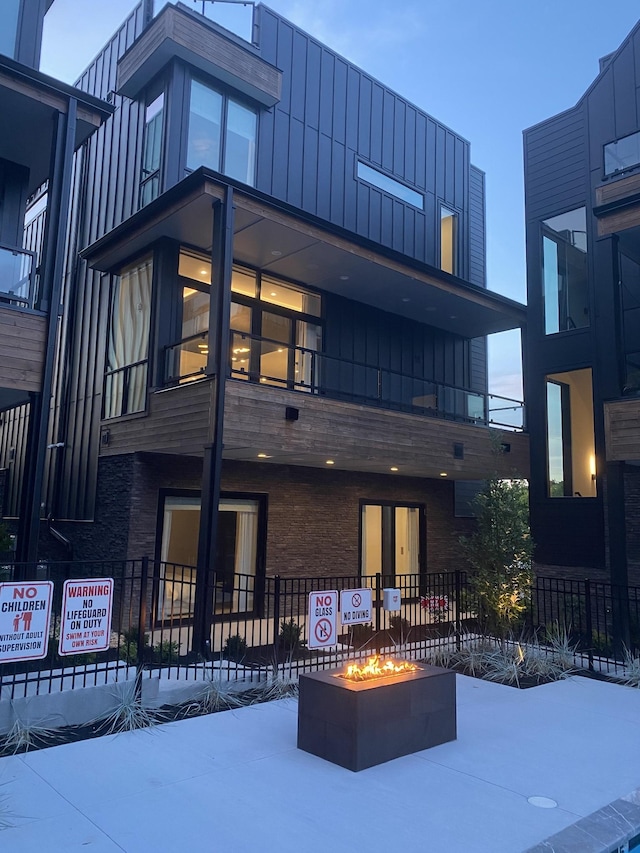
left=1, top=559, right=639, bottom=700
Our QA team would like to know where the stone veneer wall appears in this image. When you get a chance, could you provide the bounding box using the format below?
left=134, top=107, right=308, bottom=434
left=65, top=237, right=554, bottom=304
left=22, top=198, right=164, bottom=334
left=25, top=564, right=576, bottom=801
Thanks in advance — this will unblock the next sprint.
left=119, top=454, right=474, bottom=577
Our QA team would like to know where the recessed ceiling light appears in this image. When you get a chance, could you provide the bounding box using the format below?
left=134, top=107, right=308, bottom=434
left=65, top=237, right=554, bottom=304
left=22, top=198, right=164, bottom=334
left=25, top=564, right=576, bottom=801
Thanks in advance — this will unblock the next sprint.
left=271, top=250, right=282, bottom=257
left=449, top=315, right=457, bottom=319
left=390, top=466, right=398, bottom=472
left=425, top=306, right=436, bottom=312
left=200, top=269, right=208, bottom=275
left=270, top=292, right=277, bottom=297
left=326, top=459, right=335, bottom=465
left=401, top=297, right=410, bottom=303
left=257, top=453, right=271, bottom=459
left=339, top=275, right=349, bottom=281
left=439, top=472, right=448, bottom=477
left=260, top=377, right=266, bottom=382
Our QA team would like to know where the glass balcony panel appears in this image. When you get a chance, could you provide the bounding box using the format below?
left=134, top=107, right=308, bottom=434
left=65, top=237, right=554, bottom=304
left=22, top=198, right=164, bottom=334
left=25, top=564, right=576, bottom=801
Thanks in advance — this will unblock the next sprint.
left=0, top=245, right=35, bottom=307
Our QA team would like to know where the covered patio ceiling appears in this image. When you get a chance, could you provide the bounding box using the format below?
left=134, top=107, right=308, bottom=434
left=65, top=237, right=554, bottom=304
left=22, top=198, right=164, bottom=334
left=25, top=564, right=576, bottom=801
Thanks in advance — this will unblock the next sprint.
left=83, top=169, right=526, bottom=339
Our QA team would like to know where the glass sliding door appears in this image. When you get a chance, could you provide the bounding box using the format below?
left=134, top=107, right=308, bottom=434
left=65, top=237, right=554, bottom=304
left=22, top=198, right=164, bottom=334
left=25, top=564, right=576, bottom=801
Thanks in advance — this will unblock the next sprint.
left=360, top=502, right=424, bottom=584
left=158, top=494, right=263, bottom=620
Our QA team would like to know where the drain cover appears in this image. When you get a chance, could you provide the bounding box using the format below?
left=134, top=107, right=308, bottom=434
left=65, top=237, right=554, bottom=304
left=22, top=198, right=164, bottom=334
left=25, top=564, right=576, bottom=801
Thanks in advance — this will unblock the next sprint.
left=527, top=796, right=558, bottom=809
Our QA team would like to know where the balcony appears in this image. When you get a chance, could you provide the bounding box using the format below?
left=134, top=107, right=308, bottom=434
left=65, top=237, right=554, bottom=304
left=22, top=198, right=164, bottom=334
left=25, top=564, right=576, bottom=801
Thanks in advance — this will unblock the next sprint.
left=164, top=331, right=525, bottom=431
left=0, top=243, right=37, bottom=308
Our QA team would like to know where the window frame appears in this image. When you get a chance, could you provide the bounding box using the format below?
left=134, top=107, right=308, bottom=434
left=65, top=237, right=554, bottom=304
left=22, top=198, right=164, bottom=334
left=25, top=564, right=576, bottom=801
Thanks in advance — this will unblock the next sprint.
left=540, top=206, right=589, bottom=337
left=139, top=82, right=167, bottom=208
left=183, top=74, right=258, bottom=186
left=358, top=499, right=427, bottom=588
left=604, top=130, right=640, bottom=178
left=439, top=203, right=459, bottom=276
left=355, top=160, right=425, bottom=210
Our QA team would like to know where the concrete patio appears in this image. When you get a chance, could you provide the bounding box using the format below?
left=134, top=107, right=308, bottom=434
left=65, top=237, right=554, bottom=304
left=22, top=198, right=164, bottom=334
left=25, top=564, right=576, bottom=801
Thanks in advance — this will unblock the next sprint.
left=1, top=674, right=640, bottom=852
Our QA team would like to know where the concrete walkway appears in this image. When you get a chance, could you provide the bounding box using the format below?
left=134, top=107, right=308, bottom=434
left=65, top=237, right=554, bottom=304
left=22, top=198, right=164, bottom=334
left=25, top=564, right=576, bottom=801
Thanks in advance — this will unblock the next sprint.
left=1, top=674, right=640, bottom=852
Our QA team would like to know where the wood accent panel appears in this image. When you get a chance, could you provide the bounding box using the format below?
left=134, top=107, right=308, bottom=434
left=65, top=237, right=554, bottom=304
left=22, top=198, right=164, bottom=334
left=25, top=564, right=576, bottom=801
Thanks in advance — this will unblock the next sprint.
left=117, top=4, right=281, bottom=105
left=99, top=380, right=212, bottom=457
left=597, top=203, right=640, bottom=237
left=0, top=306, right=46, bottom=392
left=604, top=399, right=640, bottom=461
left=100, top=377, right=529, bottom=479
left=596, top=172, right=640, bottom=206
left=223, top=381, right=529, bottom=480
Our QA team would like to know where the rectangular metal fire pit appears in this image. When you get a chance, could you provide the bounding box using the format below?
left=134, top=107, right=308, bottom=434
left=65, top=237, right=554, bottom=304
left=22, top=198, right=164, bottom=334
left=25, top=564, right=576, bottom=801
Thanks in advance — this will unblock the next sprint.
left=297, top=662, right=456, bottom=772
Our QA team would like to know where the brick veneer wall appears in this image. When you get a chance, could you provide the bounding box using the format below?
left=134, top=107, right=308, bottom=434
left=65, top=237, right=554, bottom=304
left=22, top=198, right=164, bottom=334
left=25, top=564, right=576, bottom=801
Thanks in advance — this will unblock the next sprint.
left=0, top=468, right=7, bottom=518
left=625, top=467, right=640, bottom=588
left=122, top=454, right=475, bottom=577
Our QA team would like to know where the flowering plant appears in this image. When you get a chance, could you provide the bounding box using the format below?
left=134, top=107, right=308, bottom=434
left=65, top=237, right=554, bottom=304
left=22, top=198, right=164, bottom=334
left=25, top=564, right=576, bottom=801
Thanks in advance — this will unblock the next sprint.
left=420, top=594, right=450, bottom=623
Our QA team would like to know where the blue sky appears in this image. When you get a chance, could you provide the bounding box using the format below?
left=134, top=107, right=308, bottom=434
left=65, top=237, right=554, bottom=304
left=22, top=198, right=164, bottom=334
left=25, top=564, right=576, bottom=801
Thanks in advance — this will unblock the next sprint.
left=40, top=0, right=640, bottom=399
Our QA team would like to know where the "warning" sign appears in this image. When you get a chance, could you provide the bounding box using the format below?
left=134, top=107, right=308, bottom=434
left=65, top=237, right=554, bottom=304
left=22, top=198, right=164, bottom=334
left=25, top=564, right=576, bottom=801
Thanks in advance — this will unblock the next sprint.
left=340, top=588, right=373, bottom=625
left=58, top=578, right=114, bottom=656
left=0, top=581, right=53, bottom=662
left=308, top=590, right=338, bottom=649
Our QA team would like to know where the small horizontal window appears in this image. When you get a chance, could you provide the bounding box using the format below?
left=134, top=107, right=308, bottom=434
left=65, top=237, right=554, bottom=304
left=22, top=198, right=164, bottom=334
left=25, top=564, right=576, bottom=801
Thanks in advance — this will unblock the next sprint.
left=604, top=131, right=640, bottom=176
left=356, top=161, right=424, bottom=210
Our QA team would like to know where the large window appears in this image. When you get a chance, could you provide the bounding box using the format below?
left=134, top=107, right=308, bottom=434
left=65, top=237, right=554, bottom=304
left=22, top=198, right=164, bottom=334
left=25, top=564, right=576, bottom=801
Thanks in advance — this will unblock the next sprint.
left=604, top=131, right=640, bottom=177
left=168, top=249, right=323, bottom=388
left=158, top=493, right=264, bottom=619
left=545, top=368, right=596, bottom=498
left=542, top=208, right=588, bottom=334
left=187, top=79, right=257, bottom=186
left=0, top=0, right=20, bottom=58
left=140, top=91, right=165, bottom=207
left=104, top=255, right=153, bottom=418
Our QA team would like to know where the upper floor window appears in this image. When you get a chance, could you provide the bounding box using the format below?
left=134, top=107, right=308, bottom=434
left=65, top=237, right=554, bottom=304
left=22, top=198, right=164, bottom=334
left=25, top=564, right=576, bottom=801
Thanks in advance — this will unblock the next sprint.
left=0, top=0, right=20, bottom=59
left=140, top=91, right=165, bottom=207
left=604, top=131, right=640, bottom=177
left=104, top=255, right=153, bottom=418
left=542, top=208, right=588, bottom=335
left=187, top=79, right=257, bottom=186
left=440, top=206, right=458, bottom=275
left=546, top=368, right=596, bottom=498
left=356, top=161, right=424, bottom=210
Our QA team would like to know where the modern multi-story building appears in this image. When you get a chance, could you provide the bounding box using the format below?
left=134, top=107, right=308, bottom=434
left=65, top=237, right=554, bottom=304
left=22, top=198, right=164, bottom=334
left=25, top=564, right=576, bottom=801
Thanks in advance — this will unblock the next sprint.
left=0, top=0, right=110, bottom=565
left=524, top=18, right=640, bottom=588
left=1, top=1, right=527, bottom=616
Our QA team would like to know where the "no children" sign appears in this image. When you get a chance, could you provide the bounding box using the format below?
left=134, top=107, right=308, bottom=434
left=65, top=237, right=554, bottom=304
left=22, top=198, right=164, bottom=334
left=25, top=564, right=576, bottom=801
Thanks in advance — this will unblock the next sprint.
left=0, top=581, right=53, bottom=662
left=58, top=578, right=114, bottom=656
left=307, top=590, right=338, bottom=649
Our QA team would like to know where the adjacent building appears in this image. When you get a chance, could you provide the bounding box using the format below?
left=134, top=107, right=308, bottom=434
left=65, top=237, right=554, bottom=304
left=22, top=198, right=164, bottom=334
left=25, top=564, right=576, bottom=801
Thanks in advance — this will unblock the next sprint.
left=1, top=1, right=527, bottom=624
left=0, top=0, right=110, bottom=564
left=524, top=18, right=640, bottom=587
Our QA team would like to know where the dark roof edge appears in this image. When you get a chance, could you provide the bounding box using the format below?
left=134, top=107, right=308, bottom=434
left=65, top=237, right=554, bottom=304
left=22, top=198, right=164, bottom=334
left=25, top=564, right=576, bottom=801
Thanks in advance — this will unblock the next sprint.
left=0, top=53, right=113, bottom=118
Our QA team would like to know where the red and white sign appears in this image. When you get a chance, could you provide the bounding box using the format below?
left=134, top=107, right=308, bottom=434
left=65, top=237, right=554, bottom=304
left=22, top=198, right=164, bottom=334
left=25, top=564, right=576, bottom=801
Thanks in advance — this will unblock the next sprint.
left=308, top=590, right=338, bottom=649
left=0, top=581, right=53, bottom=662
left=58, top=578, right=114, bottom=656
left=340, top=588, right=373, bottom=625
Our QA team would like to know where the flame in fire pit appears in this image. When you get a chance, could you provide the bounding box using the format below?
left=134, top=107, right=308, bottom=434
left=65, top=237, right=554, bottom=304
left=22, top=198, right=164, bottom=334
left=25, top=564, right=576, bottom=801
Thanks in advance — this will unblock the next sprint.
left=341, top=655, right=418, bottom=682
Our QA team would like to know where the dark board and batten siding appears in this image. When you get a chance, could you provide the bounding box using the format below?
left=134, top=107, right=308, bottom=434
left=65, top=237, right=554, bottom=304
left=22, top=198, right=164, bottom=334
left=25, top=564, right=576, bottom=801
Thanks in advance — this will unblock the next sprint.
left=255, top=6, right=473, bottom=276
left=524, top=107, right=587, bottom=221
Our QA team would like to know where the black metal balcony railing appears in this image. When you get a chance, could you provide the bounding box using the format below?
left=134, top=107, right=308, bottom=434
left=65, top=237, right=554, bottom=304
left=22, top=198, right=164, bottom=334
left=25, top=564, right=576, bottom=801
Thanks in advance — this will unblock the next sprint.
left=163, top=331, right=525, bottom=430
left=0, top=243, right=37, bottom=308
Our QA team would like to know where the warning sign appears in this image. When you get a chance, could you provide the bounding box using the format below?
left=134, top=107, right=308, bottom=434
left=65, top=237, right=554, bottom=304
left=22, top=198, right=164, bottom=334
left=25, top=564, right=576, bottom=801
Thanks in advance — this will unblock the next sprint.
left=340, top=588, right=373, bottom=625
left=0, top=581, right=53, bottom=662
left=58, top=578, right=114, bottom=656
left=308, top=590, right=338, bottom=649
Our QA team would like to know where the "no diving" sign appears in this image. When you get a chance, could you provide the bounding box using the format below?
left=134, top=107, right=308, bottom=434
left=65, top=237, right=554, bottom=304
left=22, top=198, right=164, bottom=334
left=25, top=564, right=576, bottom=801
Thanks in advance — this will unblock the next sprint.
left=307, top=590, right=338, bottom=649
left=340, top=588, right=373, bottom=625
left=58, top=578, right=114, bottom=656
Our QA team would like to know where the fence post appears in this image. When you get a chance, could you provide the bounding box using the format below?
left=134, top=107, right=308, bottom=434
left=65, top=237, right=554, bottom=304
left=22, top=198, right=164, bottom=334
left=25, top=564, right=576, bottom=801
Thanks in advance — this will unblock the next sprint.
left=374, top=572, right=382, bottom=654
left=455, top=571, right=462, bottom=652
left=272, top=575, right=281, bottom=672
left=136, top=556, right=149, bottom=685
left=585, top=578, right=594, bottom=672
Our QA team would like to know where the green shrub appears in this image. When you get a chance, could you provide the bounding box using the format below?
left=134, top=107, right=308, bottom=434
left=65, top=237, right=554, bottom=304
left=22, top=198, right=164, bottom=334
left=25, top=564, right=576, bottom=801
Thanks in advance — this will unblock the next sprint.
left=279, top=618, right=303, bottom=651
left=351, top=622, right=374, bottom=644
left=223, top=633, right=247, bottom=663
left=153, top=639, right=180, bottom=664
